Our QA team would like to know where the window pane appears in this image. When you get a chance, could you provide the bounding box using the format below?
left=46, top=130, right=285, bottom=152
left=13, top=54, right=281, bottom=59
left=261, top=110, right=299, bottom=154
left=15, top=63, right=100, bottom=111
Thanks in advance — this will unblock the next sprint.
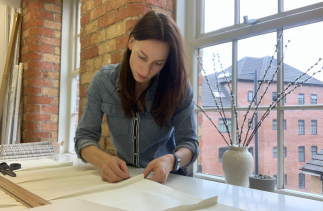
left=311, top=146, right=317, bottom=158
left=273, top=119, right=277, bottom=130
left=248, top=91, right=253, bottom=102
left=199, top=42, right=232, bottom=109
left=240, top=0, right=277, bottom=23
left=273, top=147, right=277, bottom=158
left=285, top=0, right=322, bottom=12
left=284, top=110, right=323, bottom=194
left=283, top=22, right=323, bottom=106
left=203, top=0, right=234, bottom=33
left=238, top=33, right=277, bottom=106
left=299, top=173, right=305, bottom=189
left=311, top=94, right=317, bottom=104
left=298, top=94, right=304, bottom=105
left=298, top=120, right=305, bottom=135
left=197, top=111, right=232, bottom=176
left=311, top=120, right=317, bottom=135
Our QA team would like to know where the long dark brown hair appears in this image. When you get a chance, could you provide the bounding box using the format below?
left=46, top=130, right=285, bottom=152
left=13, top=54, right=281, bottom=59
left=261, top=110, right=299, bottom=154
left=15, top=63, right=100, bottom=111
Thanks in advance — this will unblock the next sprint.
left=118, top=11, right=188, bottom=128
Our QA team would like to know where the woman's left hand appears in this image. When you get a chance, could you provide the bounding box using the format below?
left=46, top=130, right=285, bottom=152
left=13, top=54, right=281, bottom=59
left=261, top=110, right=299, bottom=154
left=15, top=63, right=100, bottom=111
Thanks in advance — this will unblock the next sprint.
left=143, top=154, right=175, bottom=184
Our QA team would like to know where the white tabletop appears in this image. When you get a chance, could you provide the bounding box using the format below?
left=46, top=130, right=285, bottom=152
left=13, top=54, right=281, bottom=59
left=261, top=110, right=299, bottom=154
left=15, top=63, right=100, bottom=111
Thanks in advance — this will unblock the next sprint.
left=63, top=154, right=323, bottom=211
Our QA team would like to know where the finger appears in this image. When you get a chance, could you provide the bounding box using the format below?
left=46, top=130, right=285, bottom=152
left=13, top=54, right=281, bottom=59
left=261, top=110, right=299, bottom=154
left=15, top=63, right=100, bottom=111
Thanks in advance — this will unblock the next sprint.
left=143, top=163, right=154, bottom=178
left=119, top=160, right=130, bottom=176
left=105, top=166, right=123, bottom=183
left=149, top=170, right=163, bottom=183
left=110, top=162, right=131, bottom=179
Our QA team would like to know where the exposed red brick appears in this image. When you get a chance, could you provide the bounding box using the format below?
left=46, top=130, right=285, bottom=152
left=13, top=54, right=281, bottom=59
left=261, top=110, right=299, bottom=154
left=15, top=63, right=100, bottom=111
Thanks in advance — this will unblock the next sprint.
left=111, top=51, right=120, bottom=64
left=116, top=4, right=150, bottom=22
left=23, top=87, right=42, bottom=95
left=22, top=19, right=43, bottom=31
left=27, top=2, right=44, bottom=12
left=21, top=52, right=42, bottom=62
left=127, top=0, right=165, bottom=7
left=82, top=45, right=98, bottom=60
left=29, top=27, right=54, bottom=37
left=24, top=131, right=50, bottom=139
left=116, top=35, right=128, bottom=50
left=25, top=78, right=52, bottom=87
left=98, top=12, right=115, bottom=29
left=90, top=4, right=106, bottom=21
left=23, top=122, right=40, bottom=130
left=126, top=19, right=138, bottom=32
left=166, top=0, right=174, bottom=11
left=43, top=37, right=60, bottom=46
left=23, top=36, right=42, bottom=45
left=26, top=96, right=52, bottom=104
left=24, top=69, right=42, bottom=78
left=28, top=44, right=53, bottom=53
left=108, top=0, right=126, bottom=12
left=28, top=61, right=52, bottom=70
left=81, top=13, right=90, bottom=27
left=80, top=85, right=89, bottom=97
left=41, top=123, right=58, bottom=130
left=23, top=104, right=41, bottom=113
left=29, top=10, right=55, bottom=20
left=42, top=105, right=58, bottom=113
left=81, top=37, right=90, bottom=49
left=80, top=61, right=86, bottom=73
left=94, top=0, right=102, bottom=7
left=54, top=63, right=60, bottom=71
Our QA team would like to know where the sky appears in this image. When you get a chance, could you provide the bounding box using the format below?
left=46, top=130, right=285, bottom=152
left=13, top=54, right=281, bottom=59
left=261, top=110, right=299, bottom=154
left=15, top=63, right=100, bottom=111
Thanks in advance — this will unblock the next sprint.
left=202, top=0, right=323, bottom=82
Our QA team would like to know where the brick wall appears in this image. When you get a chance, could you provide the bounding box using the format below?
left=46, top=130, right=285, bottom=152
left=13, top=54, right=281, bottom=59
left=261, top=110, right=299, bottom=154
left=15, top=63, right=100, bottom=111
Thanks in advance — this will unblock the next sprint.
left=79, top=0, right=175, bottom=154
left=20, top=0, right=62, bottom=143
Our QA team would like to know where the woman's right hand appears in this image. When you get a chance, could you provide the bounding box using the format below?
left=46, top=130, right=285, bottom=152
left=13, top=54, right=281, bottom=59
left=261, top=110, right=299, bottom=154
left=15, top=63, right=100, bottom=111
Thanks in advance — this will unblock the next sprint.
left=101, top=156, right=131, bottom=183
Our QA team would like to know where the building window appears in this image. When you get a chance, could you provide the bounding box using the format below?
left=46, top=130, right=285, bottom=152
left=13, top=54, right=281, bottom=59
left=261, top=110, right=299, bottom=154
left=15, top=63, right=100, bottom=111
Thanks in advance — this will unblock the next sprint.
left=311, top=94, right=317, bottom=104
left=273, top=147, right=277, bottom=158
left=284, top=119, right=286, bottom=130
left=298, top=146, right=305, bottom=162
left=273, top=174, right=287, bottom=185
left=311, top=146, right=317, bottom=158
left=284, top=147, right=287, bottom=158
left=248, top=91, right=253, bottom=102
left=311, top=120, right=317, bottom=135
left=273, top=119, right=277, bottom=130
left=272, top=92, right=277, bottom=101
left=248, top=119, right=253, bottom=130
left=218, top=147, right=228, bottom=162
left=298, top=120, right=305, bottom=135
left=298, top=94, right=304, bottom=105
left=299, top=173, right=305, bottom=189
left=219, top=118, right=231, bottom=133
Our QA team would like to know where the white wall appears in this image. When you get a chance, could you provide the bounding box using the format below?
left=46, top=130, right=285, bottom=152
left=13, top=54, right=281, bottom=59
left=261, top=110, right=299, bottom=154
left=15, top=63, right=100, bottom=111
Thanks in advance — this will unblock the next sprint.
left=0, top=0, right=21, bottom=82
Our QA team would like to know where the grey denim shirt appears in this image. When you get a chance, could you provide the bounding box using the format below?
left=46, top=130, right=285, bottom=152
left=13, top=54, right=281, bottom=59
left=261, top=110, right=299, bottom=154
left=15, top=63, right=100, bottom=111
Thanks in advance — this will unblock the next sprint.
left=75, top=63, right=199, bottom=168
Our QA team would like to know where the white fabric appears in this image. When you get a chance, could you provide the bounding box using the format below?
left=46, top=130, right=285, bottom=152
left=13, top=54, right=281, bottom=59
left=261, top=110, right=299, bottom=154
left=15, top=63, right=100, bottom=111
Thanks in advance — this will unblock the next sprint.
left=0, top=159, right=244, bottom=211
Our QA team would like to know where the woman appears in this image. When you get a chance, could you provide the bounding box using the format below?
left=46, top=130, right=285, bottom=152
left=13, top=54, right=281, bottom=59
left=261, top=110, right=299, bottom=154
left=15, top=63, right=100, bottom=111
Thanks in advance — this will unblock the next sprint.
left=75, top=11, right=198, bottom=184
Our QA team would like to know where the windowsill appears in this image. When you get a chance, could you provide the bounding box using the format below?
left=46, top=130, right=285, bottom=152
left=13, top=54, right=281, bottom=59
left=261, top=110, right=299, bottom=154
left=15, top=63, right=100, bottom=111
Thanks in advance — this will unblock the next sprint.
left=194, top=173, right=323, bottom=202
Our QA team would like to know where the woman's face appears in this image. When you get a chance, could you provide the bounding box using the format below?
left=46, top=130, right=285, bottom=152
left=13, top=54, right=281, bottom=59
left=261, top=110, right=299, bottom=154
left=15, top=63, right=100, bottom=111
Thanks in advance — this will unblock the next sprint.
left=128, top=36, right=170, bottom=86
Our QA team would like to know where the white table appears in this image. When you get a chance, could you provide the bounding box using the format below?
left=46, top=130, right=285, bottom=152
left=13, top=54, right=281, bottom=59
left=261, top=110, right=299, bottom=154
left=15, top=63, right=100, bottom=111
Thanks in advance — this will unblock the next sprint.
left=62, top=154, right=323, bottom=211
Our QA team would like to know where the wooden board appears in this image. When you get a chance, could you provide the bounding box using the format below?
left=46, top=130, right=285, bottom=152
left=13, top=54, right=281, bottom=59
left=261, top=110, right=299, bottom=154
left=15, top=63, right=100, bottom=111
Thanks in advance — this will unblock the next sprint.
left=0, top=175, right=51, bottom=208
left=0, top=12, right=20, bottom=122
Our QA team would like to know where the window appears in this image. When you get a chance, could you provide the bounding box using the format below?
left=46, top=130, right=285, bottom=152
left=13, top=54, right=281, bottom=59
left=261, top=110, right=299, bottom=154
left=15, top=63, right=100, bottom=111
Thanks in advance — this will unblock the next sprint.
left=248, top=119, right=253, bottom=130
left=272, top=92, right=277, bottom=101
left=298, top=120, right=304, bottom=135
left=298, top=146, right=305, bottom=162
left=190, top=0, right=323, bottom=197
left=219, top=118, right=231, bottom=133
left=311, top=146, right=317, bottom=158
left=311, top=94, right=317, bottom=104
left=273, top=119, right=277, bottom=130
left=298, top=94, right=304, bottom=105
left=311, top=120, right=317, bottom=135
left=248, top=91, right=253, bottom=102
left=299, top=173, right=305, bottom=189
left=218, top=147, right=228, bottom=162
left=284, top=119, right=286, bottom=130
left=273, top=147, right=286, bottom=158
left=273, top=147, right=277, bottom=158
left=273, top=174, right=287, bottom=185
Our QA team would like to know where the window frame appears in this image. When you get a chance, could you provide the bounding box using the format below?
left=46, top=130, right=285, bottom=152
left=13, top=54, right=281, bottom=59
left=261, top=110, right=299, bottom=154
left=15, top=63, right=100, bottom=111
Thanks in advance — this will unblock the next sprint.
left=273, top=119, right=277, bottom=130
left=298, top=120, right=305, bottom=135
left=59, top=0, right=81, bottom=154
left=299, top=173, right=305, bottom=189
left=311, top=94, right=317, bottom=104
left=298, top=146, right=305, bottom=162
left=298, top=93, right=304, bottom=105
left=311, top=120, right=317, bottom=135
left=181, top=0, right=323, bottom=200
left=311, top=146, right=317, bottom=158
left=219, top=118, right=232, bottom=133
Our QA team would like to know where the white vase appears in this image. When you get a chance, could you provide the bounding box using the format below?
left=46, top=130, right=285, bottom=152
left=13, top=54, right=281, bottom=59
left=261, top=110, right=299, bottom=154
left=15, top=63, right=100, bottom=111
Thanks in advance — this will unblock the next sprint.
left=222, top=145, right=254, bottom=187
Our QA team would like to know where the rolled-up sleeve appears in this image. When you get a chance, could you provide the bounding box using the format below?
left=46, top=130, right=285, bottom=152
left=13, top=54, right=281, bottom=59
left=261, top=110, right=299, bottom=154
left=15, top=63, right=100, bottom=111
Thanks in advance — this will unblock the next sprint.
left=172, top=82, right=199, bottom=166
left=75, top=72, right=104, bottom=163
